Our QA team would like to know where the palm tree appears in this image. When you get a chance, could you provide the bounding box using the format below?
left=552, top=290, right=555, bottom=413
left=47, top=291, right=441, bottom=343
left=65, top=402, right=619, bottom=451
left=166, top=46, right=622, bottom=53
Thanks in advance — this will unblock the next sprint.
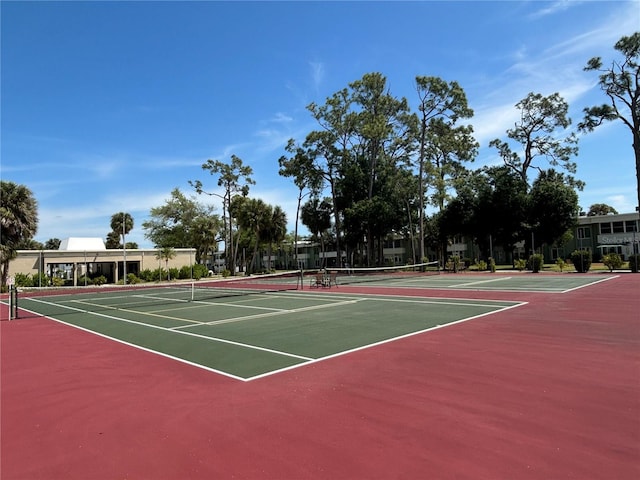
left=110, top=212, right=134, bottom=283
left=301, top=197, right=332, bottom=268
left=235, top=198, right=270, bottom=274
left=155, top=246, right=176, bottom=280
left=264, top=205, right=287, bottom=270
left=0, top=181, right=39, bottom=289
left=110, top=212, right=134, bottom=246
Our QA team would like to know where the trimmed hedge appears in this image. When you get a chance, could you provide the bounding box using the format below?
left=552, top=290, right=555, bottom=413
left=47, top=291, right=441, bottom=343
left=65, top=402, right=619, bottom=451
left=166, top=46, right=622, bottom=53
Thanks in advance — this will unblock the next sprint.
left=571, top=250, right=592, bottom=273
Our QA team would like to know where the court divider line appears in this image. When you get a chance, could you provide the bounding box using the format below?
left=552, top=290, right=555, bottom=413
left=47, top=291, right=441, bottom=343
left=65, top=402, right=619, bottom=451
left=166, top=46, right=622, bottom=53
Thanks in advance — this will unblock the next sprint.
left=176, top=298, right=365, bottom=329
left=69, top=299, right=204, bottom=324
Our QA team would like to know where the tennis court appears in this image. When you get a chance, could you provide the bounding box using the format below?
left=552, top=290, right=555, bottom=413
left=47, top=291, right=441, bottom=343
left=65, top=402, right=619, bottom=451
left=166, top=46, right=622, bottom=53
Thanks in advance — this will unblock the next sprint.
left=327, top=270, right=619, bottom=293
left=2, top=271, right=639, bottom=479
left=16, top=280, right=523, bottom=381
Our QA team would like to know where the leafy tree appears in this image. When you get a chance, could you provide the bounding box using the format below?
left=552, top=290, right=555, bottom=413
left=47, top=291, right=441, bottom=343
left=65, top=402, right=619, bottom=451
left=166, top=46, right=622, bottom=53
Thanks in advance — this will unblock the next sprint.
left=528, top=170, right=579, bottom=249
left=142, top=188, right=219, bottom=263
left=580, top=32, right=640, bottom=210
left=425, top=119, right=478, bottom=210
left=0, top=181, right=38, bottom=288
left=414, top=76, right=476, bottom=262
left=481, top=166, right=529, bottom=260
left=278, top=140, right=324, bottom=266
left=489, top=92, right=581, bottom=189
left=439, top=170, right=489, bottom=254
left=305, top=86, right=357, bottom=260
left=347, top=73, right=416, bottom=265
left=587, top=203, right=619, bottom=216
left=302, top=72, right=417, bottom=265
left=191, top=155, right=254, bottom=275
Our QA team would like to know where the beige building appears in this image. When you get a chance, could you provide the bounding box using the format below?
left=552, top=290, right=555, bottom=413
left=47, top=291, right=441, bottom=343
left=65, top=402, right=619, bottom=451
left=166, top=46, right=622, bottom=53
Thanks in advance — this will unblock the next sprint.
left=10, top=237, right=196, bottom=286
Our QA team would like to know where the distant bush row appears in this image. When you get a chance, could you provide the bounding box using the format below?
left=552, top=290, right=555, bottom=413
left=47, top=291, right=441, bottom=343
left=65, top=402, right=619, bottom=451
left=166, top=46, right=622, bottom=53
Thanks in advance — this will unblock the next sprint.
left=13, top=263, right=213, bottom=287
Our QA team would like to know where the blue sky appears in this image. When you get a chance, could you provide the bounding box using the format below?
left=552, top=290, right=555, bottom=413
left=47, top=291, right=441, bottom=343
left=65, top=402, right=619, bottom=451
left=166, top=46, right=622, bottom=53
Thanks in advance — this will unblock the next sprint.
left=2, top=0, right=638, bottom=249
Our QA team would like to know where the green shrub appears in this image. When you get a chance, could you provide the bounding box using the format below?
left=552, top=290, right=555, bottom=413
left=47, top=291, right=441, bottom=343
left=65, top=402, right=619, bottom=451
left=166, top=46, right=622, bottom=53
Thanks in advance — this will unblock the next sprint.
left=142, top=268, right=165, bottom=282
left=515, top=259, right=527, bottom=271
left=602, top=253, right=623, bottom=272
left=14, top=272, right=34, bottom=287
left=178, top=265, right=193, bottom=279
left=629, top=254, right=640, bottom=273
left=138, top=269, right=153, bottom=281
left=221, top=269, right=231, bottom=278
left=476, top=260, right=487, bottom=271
left=51, top=276, right=65, bottom=287
left=126, top=273, right=140, bottom=284
left=571, top=250, right=592, bottom=273
left=169, top=267, right=180, bottom=281
left=556, top=257, right=566, bottom=272
left=446, top=255, right=461, bottom=272
left=193, top=264, right=208, bottom=280
left=529, top=254, right=544, bottom=273
left=488, top=257, right=496, bottom=273
left=92, top=275, right=107, bottom=286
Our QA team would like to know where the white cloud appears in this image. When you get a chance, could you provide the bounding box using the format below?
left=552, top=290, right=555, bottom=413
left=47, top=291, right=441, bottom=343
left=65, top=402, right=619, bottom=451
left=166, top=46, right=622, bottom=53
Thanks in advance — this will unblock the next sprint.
left=529, top=0, right=584, bottom=20
left=309, top=61, right=325, bottom=92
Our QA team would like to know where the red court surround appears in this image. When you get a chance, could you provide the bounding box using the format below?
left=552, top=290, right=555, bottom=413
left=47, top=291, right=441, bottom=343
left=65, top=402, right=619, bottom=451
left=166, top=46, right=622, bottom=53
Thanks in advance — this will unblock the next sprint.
left=2, top=274, right=639, bottom=479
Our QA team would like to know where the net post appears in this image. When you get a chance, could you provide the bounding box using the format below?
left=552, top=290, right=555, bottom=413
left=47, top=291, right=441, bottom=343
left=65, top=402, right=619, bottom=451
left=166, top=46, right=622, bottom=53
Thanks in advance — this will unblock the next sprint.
left=9, top=285, right=18, bottom=320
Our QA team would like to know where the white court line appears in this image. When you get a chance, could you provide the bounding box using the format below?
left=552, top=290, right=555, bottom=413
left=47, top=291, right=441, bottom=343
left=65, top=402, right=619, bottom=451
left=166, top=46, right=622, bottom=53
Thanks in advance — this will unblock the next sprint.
left=20, top=292, right=526, bottom=382
left=448, top=277, right=512, bottom=288
left=70, top=299, right=203, bottom=324
left=24, top=297, right=314, bottom=362
left=561, top=274, right=619, bottom=293
left=13, top=302, right=249, bottom=382
left=245, top=301, right=528, bottom=382
left=171, top=298, right=364, bottom=329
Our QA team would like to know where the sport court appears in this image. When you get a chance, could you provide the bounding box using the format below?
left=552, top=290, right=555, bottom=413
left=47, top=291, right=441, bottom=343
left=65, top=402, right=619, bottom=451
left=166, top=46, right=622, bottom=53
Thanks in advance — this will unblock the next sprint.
left=2, top=272, right=638, bottom=479
left=11, top=272, right=612, bottom=380
left=16, top=283, right=520, bottom=381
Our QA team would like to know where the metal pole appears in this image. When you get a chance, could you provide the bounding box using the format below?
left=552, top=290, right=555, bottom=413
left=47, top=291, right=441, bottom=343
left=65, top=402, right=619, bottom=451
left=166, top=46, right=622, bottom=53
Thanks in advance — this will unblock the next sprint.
left=9, top=285, right=17, bottom=320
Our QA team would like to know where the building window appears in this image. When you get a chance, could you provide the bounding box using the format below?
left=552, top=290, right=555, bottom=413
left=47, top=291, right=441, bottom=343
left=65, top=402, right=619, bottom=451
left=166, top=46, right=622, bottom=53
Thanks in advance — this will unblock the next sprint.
left=612, top=221, right=624, bottom=233
left=600, top=223, right=612, bottom=234
left=625, top=220, right=638, bottom=232
left=577, top=227, right=591, bottom=239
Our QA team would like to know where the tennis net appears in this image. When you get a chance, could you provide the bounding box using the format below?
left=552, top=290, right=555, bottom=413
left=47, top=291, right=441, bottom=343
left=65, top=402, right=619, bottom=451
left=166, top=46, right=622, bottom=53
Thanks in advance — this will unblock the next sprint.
left=303, top=261, right=439, bottom=288
left=16, top=270, right=302, bottom=313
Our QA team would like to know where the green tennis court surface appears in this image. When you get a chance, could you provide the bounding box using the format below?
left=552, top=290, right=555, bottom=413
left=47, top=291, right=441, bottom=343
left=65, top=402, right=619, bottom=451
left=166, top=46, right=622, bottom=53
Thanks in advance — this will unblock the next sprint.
left=334, top=273, right=618, bottom=292
left=18, top=288, right=523, bottom=381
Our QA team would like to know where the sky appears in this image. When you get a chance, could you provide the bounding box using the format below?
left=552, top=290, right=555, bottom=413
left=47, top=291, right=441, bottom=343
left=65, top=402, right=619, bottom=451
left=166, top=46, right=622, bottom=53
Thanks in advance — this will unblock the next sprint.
left=2, top=0, right=639, bottom=249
